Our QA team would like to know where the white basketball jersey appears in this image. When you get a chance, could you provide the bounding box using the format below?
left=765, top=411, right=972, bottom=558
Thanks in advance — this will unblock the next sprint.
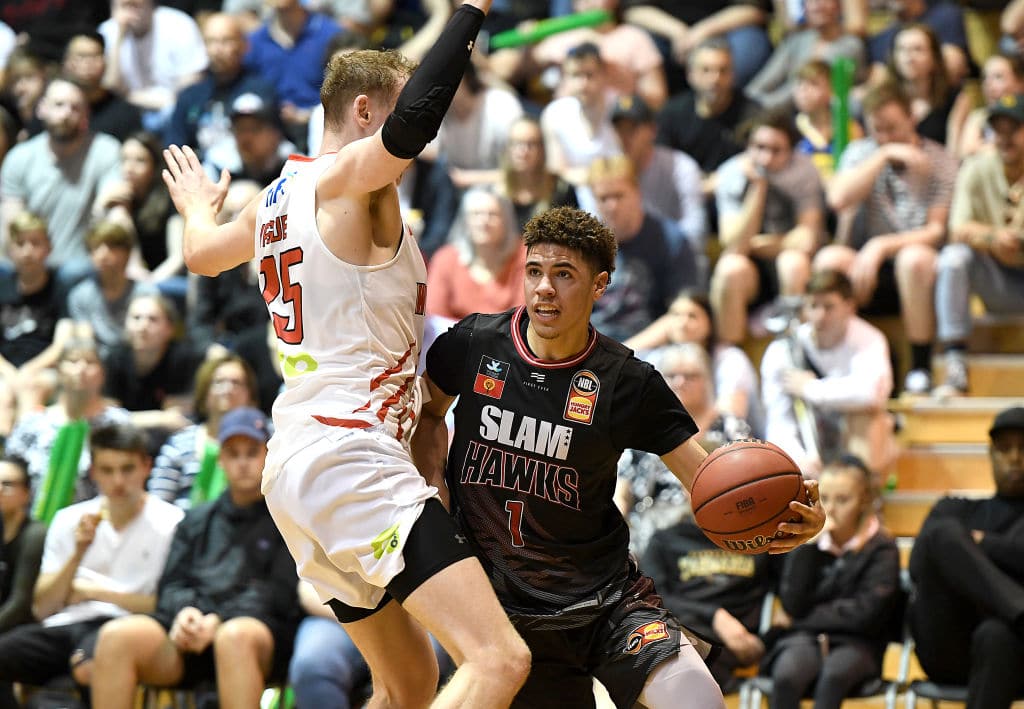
left=256, top=154, right=428, bottom=476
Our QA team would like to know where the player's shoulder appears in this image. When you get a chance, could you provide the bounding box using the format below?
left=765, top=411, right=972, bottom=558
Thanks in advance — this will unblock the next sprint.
left=593, top=333, right=657, bottom=380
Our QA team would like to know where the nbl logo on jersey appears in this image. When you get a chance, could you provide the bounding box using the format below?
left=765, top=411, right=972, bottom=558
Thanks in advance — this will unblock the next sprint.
left=563, top=370, right=599, bottom=425
left=473, top=356, right=509, bottom=399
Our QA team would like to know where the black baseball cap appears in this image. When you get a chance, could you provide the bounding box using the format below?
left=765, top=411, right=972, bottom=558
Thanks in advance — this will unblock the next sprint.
left=610, top=94, right=654, bottom=124
left=230, top=92, right=280, bottom=127
left=989, top=406, right=1024, bottom=438
left=988, top=94, right=1024, bottom=125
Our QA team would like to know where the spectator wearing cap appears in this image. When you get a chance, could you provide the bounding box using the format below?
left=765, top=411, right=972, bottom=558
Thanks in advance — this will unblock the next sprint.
left=243, top=0, right=345, bottom=150
left=931, top=94, right=1024, bottom=396
left=203, top=92, right=295, bottom=188
left=164, top=12, right=277, bottom=162
left=907, top=405, right=1024, bottom=709
left=99, top=0, right=208, bottom=132
left=91, top=406, right=301, bottom=709
left=710, top=109, right=825, bottom=345
left=611, top=94, right=707, bottom=276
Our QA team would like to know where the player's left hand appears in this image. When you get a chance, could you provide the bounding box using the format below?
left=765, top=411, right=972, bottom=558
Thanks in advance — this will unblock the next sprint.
left=767, top=480, right=824, bottom=554
left=162, top=144, right=230, bottom=219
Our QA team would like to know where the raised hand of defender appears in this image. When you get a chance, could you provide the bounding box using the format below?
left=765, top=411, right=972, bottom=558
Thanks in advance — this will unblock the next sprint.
left=162, top=145, right=230, bottom=220
left=767, top=480, right=824, bottom=554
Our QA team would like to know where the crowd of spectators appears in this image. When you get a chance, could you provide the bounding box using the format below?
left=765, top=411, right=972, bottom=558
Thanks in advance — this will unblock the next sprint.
left=0, top=0, right=1022, bottom=705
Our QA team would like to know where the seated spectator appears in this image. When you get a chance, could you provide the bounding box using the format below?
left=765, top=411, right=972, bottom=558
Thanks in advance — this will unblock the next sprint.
left=760, top=270, right=895, bottom=477
left=877, top=23, right=972, bottom=147
left=91, top=408, right=301, bottom=709
left=95, top=132, right=186, bottom=300
left=496, top=116, right=579, bottom=233
left=745, top=0, right=865, bottom=111
left=61, top=32, right=143, bottom=143
left=0, top=423, right=183, bottom=696
left=621, top=0, right=773, bottom=90
left=958, top=53, right=1024, bottom=158
left=588, top=155, right=700, bottom=342
left=0, top=76, right=122, bottom=287
left=656, top=39, right=762, bottom=200
left=6, top=339, right=130, bottom=503
left=539, top=42, right=622, bottom=212
left=0, top=455, right=46, bottom=709
left=204, top=93, right=293, bottom=187
left=148, top=354, right=260, bottom=509
left=933, top=94, right=1024, bottom=396
left=908, top=406, right=1024, bottom=709
left=794, top=59, right=864, bottom=184
left=67, top=221, right=158, bottom=358
left=425, top=188, right=525, bottom=323
left=710, top=110, right=824, bottom=345
left=867, top=0, right=970, bottom=92
left=99, top=0, right=208, bottom=131
left=164, top=12, right=277, bottom=162
left=610, top=94, right=707, bottom=270
left=0, top=212, right=75, bottom=438
left=102, top=293, right=205, bottom=432
left=0, top=455, right=46, bottom=632
left=625, top=290, right=764, bottom=434
left=186, top=180, right=268, bottom=351
left=243, top=0, right=344, bottom=150
left=641, top=497, right=778, bottom=693
left=0, top=46, right=52, bottom=140
left=528, top=0, right=667, bottom=109
left=819, top=81, right=956, bottom=394
left=763, top=455, right=901, bottom=709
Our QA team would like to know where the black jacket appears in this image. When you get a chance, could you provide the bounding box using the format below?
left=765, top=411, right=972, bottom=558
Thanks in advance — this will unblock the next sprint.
left=154, top=494, right=300, bottom=636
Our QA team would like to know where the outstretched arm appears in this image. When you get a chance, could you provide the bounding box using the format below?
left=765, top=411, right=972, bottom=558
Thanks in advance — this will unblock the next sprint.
left=162, top=145, right=259, bottom=277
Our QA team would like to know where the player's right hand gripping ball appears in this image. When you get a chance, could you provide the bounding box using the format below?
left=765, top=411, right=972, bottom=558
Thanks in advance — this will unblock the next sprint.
left=690, top=439, right=808, bottom=554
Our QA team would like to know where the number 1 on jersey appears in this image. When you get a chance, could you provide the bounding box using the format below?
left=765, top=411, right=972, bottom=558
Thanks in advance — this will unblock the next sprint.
left=260, top=247, right=304, bottom=345
left=505, top=500, right=525, bottom=548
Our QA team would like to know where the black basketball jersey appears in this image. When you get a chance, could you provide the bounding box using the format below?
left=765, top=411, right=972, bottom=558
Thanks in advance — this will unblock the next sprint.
left=426, top=307, right=698, bottom=616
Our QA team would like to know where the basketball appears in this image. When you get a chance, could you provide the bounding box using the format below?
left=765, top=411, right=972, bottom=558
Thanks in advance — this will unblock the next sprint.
left=690, top=440, right=808, bottom=554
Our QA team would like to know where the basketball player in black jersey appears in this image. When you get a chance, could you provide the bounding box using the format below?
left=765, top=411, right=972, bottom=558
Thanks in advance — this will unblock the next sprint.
left=411, top=206, right=825, bottom=708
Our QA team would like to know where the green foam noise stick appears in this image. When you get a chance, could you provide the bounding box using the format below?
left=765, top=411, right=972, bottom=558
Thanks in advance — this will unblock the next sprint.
left=831, top=56, right=856, bottom=168
left=490, top=10, right=613, bottom=50
left=190, top=440, right=226, bottom=506
left=34, top=420, right=89, bottom=524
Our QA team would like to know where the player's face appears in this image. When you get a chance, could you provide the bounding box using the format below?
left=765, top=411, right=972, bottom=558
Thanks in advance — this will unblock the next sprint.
left=524, top=243, right=607, bottom=347
left=220, top=435, right=267, bottom=504
left=991, top=430, right=1024, bottom=498
left=90, top=448, right=149, bottom=510
left=819, top=467, right=870, bottom=542
left=804, top=291, right=855, bottom=349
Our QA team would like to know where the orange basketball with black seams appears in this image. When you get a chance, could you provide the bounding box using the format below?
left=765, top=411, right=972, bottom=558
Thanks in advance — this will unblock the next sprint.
left=690, top=439, right=807, bottom=554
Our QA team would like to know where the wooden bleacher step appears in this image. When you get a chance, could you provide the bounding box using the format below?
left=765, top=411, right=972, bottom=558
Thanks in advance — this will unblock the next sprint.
left=891, top=443, right=993, bottom=493
left=967, top=315, right=1024, bottom=354
left=892, top=397, right=1023, bottom=446
left=934, top=354, right=1024, bottom=397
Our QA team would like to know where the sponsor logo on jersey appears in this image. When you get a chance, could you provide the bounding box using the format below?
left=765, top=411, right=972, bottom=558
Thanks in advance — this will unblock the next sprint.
left=624, top=620, right=669, bottom=655
left=473, top=356, right=509, bottom=399
left=563, top=370, right=599, bottom=425
left=370, top=522, right=401, bottom=559
left=522, top=371, right=549, bottom=392
left=265, top=175, right=289, bottom=206
left=415, top=283, right=427, bottom=315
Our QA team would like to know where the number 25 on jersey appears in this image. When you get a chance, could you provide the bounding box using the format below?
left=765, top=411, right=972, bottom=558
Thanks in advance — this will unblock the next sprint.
left=260, top=247, right=304, bottom=345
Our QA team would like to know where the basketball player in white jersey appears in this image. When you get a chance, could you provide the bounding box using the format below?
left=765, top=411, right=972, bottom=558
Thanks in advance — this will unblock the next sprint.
left=161, top=2, right=533, bottom=706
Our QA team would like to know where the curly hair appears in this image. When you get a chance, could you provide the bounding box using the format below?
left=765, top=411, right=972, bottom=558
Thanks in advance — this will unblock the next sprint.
left=522, top=206, right=617, bottom=279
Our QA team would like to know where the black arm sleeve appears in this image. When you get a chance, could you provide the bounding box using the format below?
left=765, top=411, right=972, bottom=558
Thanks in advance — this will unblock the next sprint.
left=381, top=4, right=486, bottom=159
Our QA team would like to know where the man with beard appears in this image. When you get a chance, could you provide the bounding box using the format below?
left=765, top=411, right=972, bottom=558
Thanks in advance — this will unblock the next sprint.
left=908, top=406, right=1024, bottom=709
left=0, top=77, right=122, bottom=289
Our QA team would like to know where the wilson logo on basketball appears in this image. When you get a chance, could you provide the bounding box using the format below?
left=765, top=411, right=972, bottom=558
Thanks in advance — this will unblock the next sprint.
left=563, top=370, right=599, bottom=425
left=625, top=621, right=668, bottom=655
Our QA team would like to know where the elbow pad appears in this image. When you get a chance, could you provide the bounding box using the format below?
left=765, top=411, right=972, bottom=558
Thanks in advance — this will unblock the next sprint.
left=382, top=4, right=485, bottom=159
